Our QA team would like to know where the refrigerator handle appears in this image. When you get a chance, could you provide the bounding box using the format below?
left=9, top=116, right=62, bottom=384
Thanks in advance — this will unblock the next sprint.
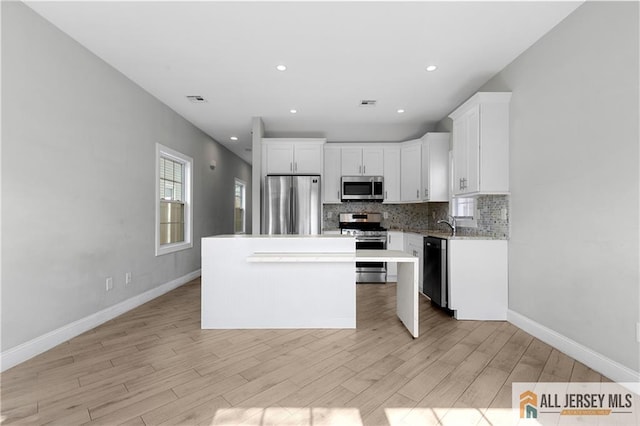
left=290, top=186, right=296, bottom=234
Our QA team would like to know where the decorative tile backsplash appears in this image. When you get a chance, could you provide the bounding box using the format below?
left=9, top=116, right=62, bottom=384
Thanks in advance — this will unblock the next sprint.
left=323, top=195, right=509, bottom=239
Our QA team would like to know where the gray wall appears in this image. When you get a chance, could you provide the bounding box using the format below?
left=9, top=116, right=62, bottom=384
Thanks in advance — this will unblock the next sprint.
left=476, top=2, right=638, bottom=371
left=1, top=2, right=251, bottom=351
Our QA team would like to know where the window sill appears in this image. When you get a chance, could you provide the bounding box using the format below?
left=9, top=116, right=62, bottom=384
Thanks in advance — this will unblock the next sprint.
left=454, top=219, right=478, bottom=228
left=156, top=241, right=193, bottom=256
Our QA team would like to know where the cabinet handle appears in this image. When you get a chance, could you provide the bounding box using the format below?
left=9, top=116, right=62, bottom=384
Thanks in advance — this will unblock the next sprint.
left=291, top=163, right=293, bottom=172
left=359, top=165, right=362, bottom=174
left=363, top=165, right=366, bottom=174
left=385, top=190, right=387, bottom=199
left=416, top=189, right=419, bottom=198
left=424, top=189, right=428, bottom=198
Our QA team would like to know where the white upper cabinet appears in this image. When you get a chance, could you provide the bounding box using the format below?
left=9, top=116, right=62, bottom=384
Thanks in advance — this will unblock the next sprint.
left=383, top=146, right=401, bottom=203
left=323, top=145, right=342, bottom=203
left=421, top=133, right=450, bottom=202
left=341, top=147, right=384, bottom=176
left=400, top=140, right=422, bottom=202
left=449, top=92, right=511, bottom=196
left=264, top=141, right=294, bottom=174
left=262, top=138, right=325, bottom=175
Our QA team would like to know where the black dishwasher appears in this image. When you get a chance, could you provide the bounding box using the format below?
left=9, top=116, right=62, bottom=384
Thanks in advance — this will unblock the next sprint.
left=423, top=236, right=452, bottom=315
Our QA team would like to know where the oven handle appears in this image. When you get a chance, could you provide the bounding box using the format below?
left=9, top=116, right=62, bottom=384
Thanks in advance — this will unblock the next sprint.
left=355, top=237, right=388, bottom=242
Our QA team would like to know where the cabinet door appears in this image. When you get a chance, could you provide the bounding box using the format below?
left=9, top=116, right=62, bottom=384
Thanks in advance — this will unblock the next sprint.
left=294, top=143, right=323, bottom=174
left=323, top=146, right=342, bottom=203
left=422, top=133, right=450, bottom=202
left=465, top=105, right=480, bottom=194
left=362, top=147, right=384, bottom=175
left=452, top=117, right=467, bottom=196
left=421, top=141, right=430, bottom=201
left=401, top=142, right=421, bottom=202
left=266, top=142, right=295, bottom=174
left=383, top=147, right=401, bottom=203
left=341, top=148, right=362, bottom=175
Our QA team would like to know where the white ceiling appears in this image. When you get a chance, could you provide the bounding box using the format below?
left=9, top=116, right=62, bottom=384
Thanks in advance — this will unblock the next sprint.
left=25, top=1, right=582, bottom=164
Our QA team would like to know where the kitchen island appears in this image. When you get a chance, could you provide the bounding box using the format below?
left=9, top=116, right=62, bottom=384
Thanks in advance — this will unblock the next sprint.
left=201, top=235, right=420, bottom=337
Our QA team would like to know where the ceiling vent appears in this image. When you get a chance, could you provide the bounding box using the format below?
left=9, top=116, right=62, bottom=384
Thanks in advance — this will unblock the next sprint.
left=186, top=95, right=207, bottom=103
left=359, top=100, right=377, bottom=107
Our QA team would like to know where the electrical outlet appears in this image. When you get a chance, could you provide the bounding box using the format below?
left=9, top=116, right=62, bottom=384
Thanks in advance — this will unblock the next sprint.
left=432, top=211, right=436, bottom=219
left=501, top=208, right=508, bottom=220
left=125, top=272, right=132, bottom=285
left=327, top=211, right=332, bottom=219
left=106, top=277, right=113, bottom=291
left=383, top=212, right=389, bottom=219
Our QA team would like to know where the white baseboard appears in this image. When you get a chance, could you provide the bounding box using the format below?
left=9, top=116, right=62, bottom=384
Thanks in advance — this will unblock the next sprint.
left=508, top=309, right=640, bottom=384
left=1, top=270, right=200, bottom=372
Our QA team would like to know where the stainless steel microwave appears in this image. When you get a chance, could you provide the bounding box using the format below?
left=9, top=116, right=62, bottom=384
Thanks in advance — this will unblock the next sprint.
left=341, top=176, right=384, bottom=202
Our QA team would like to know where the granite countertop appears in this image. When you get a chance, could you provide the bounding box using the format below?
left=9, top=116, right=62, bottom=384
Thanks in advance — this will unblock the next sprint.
left=388, top=228, right=507, bottom=241
left=324, top=228, right=507, bottom=240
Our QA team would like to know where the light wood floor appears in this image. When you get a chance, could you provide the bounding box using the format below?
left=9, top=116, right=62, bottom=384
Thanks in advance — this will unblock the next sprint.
left=1, top=278, right=609, bottom=425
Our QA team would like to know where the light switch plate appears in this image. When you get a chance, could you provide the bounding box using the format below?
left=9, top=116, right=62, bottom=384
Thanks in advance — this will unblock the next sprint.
left=383, top=212, right=389, bottom=219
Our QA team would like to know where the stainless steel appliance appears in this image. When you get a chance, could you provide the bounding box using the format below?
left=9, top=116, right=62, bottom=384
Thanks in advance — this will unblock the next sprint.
left=262, top=175, right=321, bottom=235
left=339, top=213, right=387, bottom=283
left=423, top=236, right=453, bottom=315
left=341, top=176, right=384, bottom=202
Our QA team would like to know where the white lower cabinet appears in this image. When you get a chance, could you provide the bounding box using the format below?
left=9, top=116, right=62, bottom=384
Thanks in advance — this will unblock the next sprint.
left=403, top=233, right=424, bottom=289
left=386, top=231, right=404, bottom=282
left=448, top=239, right=508, bottom=320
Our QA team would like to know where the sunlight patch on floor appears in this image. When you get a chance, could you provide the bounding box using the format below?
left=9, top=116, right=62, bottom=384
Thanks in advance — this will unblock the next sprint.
left=209, top=407, right=363, bottom=425
left=206, top=406, right=521, bottom=426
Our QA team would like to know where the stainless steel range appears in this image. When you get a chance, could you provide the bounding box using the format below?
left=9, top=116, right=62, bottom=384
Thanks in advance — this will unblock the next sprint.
left=339, top=213, right=387, bottom=283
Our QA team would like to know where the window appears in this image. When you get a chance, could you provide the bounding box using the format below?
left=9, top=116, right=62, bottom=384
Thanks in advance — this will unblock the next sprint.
left=156, top=143, right=193, bottom=256
left=451, top=196, right=477, bottom=228
left=234, top=179, right=246, bottom=234
left=449, top=151, right=476, bottom=227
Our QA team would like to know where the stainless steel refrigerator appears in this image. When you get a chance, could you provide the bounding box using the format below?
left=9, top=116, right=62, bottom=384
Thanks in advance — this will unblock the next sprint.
left=262, top=175, right=321, bottom=235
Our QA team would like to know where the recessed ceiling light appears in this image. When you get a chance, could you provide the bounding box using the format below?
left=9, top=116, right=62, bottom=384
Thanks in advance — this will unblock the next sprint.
left=397, top=109, right=405, bottom=114
left=290, top=109, right=297, bottom=114
left=276, top=64, right=287, bottom=71
left=426, top=65, right=438, bottom=72
left=230, top=136, right=238, bottom=141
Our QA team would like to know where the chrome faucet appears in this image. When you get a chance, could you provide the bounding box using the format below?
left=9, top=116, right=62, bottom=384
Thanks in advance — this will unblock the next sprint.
left=437, top=215, right=457, bottom=236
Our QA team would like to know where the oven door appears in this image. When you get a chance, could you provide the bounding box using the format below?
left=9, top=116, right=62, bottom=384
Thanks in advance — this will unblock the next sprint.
left=355, top=237, right=386, bottom=283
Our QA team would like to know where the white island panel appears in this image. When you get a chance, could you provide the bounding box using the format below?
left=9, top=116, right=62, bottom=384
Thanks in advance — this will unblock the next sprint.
left=202, top=235, right=356, bottom=329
